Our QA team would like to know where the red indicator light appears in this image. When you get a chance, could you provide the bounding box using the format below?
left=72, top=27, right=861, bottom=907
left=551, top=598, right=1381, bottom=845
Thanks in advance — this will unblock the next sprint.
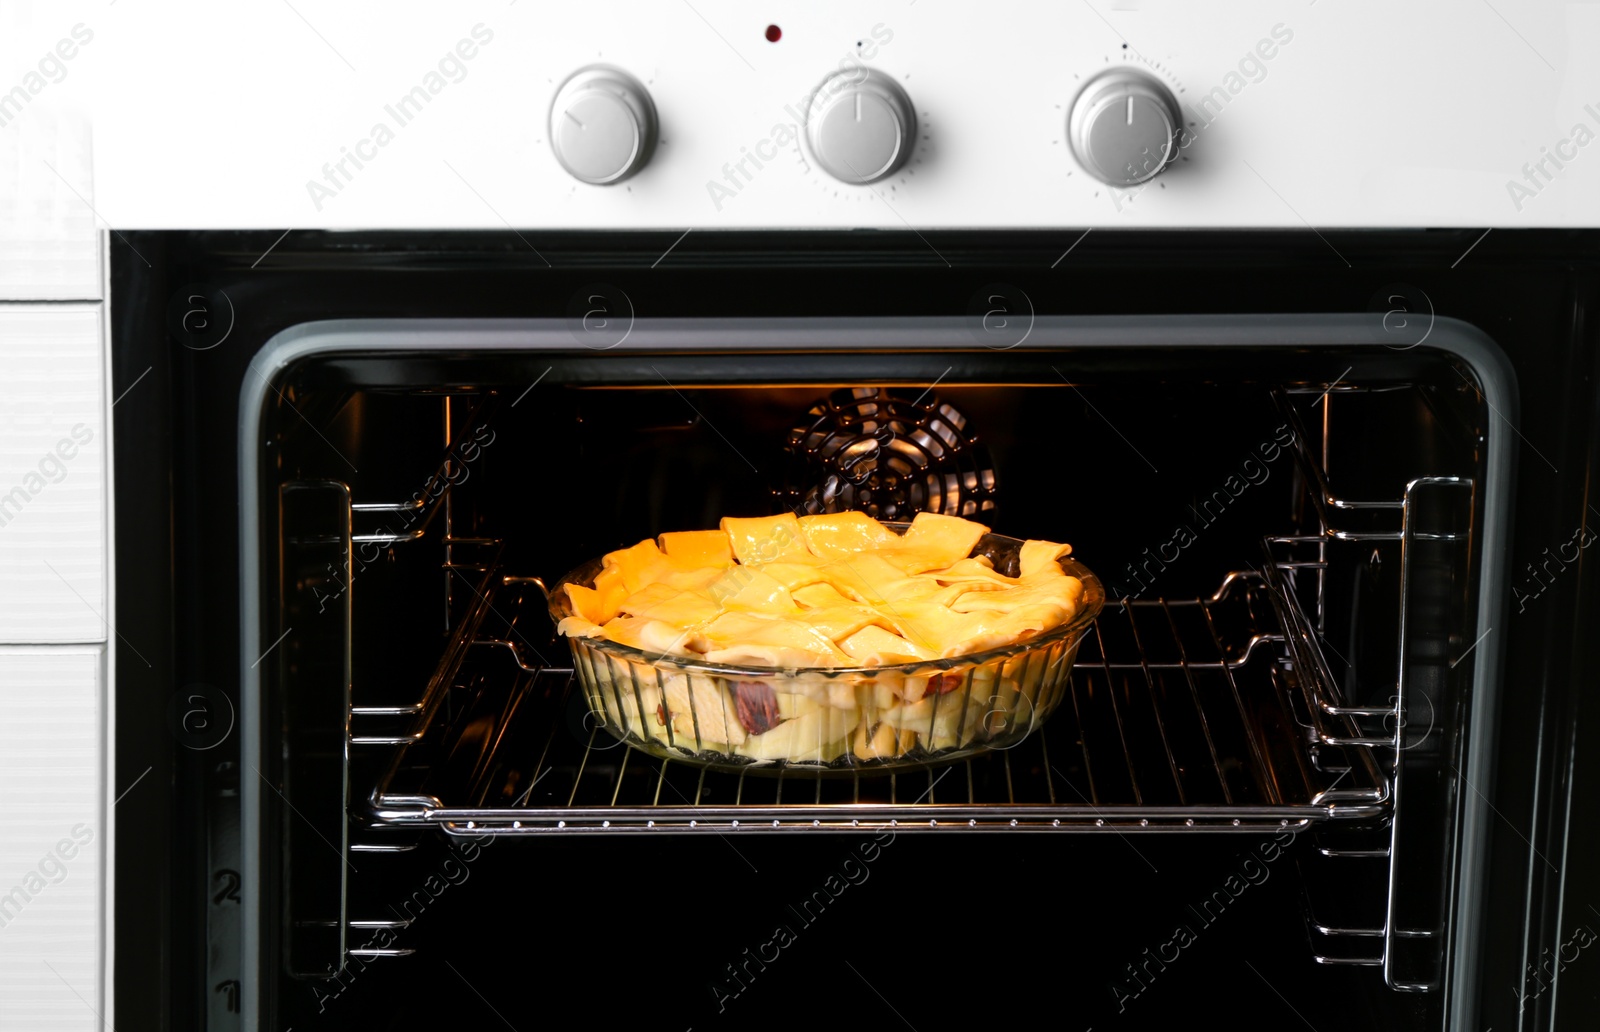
left=765, top=24, right=782, bottom=43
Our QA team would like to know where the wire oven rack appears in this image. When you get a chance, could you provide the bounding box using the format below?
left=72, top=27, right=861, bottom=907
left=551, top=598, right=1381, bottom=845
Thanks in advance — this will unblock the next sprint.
left=354, top=553, right=1389, bottom=836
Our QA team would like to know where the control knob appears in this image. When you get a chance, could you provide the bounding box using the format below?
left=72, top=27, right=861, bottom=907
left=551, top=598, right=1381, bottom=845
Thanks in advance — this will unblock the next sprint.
left=549, top=65, right=657, bottom=185
left=1067, top=67, right=1181, bottom=186
left=804, top=68, right=916, bottom=184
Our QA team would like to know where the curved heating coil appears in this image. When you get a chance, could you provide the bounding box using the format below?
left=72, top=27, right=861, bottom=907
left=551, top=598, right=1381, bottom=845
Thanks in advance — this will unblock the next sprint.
left=777, top=387, right=998, bottom=520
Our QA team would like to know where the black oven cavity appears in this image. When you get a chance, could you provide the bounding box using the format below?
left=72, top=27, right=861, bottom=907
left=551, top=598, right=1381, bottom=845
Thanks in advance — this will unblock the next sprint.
left=238, top=320, right=1503, bottom=1029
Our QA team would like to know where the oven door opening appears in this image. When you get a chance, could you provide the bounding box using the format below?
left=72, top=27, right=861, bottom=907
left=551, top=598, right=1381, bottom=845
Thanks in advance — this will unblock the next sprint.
left=244, top=321, right=1504, bottom=1030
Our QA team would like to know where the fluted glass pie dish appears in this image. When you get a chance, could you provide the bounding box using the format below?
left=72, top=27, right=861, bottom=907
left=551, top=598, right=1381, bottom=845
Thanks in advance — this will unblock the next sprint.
left=549, top=522, right=1105, bottom=774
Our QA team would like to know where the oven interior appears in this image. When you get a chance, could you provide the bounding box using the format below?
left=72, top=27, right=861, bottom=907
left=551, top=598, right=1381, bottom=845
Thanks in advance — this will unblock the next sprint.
left=258, top=344, right=1487, bottom=1030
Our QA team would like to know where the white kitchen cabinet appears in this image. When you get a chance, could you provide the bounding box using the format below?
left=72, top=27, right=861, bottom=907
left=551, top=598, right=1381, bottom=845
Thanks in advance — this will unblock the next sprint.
left=0, top=305, right=107, bottom=642
left=0, top=106, right=100, bottom=301
left=0, top=647, right=106, bottom=1032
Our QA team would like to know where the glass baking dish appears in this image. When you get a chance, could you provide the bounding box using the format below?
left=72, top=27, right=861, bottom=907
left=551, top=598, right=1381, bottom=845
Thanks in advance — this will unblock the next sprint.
left=549, top=524, right=1105, bottom=774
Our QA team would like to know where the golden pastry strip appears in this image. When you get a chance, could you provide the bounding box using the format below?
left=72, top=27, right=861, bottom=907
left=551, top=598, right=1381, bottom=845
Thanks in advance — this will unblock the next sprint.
left=558, top=512, right=1081, bottom=669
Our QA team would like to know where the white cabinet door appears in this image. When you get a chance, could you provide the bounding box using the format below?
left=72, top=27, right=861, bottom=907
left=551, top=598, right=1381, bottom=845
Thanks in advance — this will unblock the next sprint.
left=0, top=647, right=105, bottom=1031
left=0, top=0, right=99, bottom=304
left=0, top=101, right=100, bottom=301
left=0, top=305, right=107, bottom=642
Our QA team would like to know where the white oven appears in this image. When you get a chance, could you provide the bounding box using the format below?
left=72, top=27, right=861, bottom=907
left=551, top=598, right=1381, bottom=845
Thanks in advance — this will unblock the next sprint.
left=2, top=4, right=1597, bottom=1031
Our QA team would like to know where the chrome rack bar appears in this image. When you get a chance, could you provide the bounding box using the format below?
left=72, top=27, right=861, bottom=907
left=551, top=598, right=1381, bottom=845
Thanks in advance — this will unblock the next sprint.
left=352, top=529, right=427, bottom=545
left=346, top=392, right=500, bottom=550
left=348, top=948, right=415, bottom=958
left=349, top=842, right=418, bottom=853
left=1272, top=388, right=1406, bottom=542
left=350, top=731, right=425, bottom=746
left=350, top=704, right=423, bottom=717
left=1382, top=476, right=1473, bottom=994
left=1259, top=557, right=1401, bottom=750
left=358, top=545, right=506, bottom=811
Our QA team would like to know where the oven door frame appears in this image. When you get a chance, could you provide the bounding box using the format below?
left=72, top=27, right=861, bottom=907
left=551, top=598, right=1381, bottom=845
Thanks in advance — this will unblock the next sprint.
left=235, top=313, right=1515, bottom=1031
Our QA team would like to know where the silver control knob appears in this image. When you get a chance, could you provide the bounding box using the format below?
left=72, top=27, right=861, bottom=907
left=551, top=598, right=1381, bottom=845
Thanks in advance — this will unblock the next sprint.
left=549, top=65, right=657, bottom=185
left=1068, top=68, right=1181, bottom=186
left=804, top=68, right=916, bottom=184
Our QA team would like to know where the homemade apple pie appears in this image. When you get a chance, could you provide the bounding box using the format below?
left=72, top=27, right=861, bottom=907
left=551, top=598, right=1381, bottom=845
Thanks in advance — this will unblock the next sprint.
left=552, top=511, right=1102, bottom=769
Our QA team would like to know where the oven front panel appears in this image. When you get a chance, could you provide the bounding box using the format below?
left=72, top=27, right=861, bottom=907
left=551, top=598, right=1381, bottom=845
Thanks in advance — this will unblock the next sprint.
left=109, top=231, right=1599, bottom=1032
left=89, top=2, right=1600, bottom=230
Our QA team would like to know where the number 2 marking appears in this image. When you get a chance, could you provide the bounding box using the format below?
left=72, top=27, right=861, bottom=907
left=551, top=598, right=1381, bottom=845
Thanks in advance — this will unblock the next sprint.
left=213, top=869, right=241, bottom=904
